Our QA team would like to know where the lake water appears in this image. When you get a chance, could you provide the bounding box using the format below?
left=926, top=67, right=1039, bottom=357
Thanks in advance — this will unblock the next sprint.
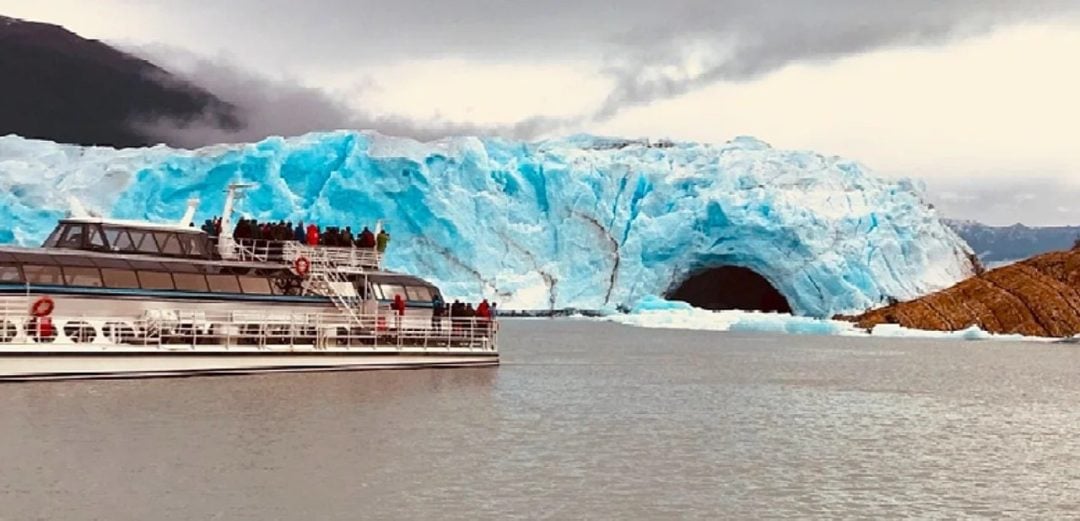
left=3, top=319, right=1080, bottom=519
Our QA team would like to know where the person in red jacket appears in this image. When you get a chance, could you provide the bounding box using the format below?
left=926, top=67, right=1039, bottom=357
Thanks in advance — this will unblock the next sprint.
left=392, top=293, right=406, bottom=330
left=305, top=224, right=319, bottom=246
left=476, top=299, right=491, bottom=335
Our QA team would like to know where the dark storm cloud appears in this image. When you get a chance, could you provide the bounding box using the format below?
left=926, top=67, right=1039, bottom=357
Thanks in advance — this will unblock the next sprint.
left=125, top=0, right=1079, bottom=144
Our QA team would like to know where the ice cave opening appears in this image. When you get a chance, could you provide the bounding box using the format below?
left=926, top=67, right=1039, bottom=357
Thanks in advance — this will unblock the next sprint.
left=665, top=266, right=793, bottom=313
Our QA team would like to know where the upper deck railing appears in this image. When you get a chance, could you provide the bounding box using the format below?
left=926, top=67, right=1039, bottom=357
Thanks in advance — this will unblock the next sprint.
left=221, top=239, right=383, bottom=271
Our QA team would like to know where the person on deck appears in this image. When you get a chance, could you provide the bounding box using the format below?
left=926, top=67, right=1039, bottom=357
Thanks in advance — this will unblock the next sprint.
left=376, top=229, right=390, bottom=253
left=305, top=224, right=319, bottom=246
left=358, top=227, right=375, bottom=249
left=294, top=222, right=305, bottom=243
left=431, top=293, right=446, bottom=331
left=392, top=293, right=406, bottom=330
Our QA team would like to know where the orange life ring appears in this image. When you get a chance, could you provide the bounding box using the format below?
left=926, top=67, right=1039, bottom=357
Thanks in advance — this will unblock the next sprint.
left=30, top=296, right=54, bottom=317
left=293, top=256, right=311, bottom=277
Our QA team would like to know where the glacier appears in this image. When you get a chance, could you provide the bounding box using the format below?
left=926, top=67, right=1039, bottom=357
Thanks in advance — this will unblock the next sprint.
left=0, top=131, right=975, bottom=316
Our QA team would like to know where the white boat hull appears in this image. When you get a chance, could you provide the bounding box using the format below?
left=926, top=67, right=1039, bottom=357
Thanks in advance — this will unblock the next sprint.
left=0, top=348, right=498, bottom=381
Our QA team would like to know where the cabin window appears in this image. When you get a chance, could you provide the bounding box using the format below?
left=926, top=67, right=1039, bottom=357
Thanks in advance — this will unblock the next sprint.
left=23, top=265, right=63, bottom=285
left=13, top=253, right=52, bottom=264
left=0, top=265, right=22, bottom=283
left=405, top=286, right=433, bottom=302
left=379, top=284, right=408, bottom=301
left=207, top=274, right=242, bottom=293
left=63, top=267, right=103, bottom=287
left=43, top=227, right=63, bottom=248
left=57, top=224, right=86, bottom=249
left=130, top=231, right=160, bottom=254
left=168, top=262, right=202, bottom=273
left=173, top=273, right=209, bottom=292
left=137, top=271, right=174, bottom=290
left=105, top=227, right=136, bottom=252
left=86, top=225, right=108, bottom=251
left=180, top=235, right=206, bottom=257
left=238, top=276, right=273, bottom=295
left=93, top=257, right=133, bottom=269
left=128, top=260, right=166, bottom=271
left=157, top=233, right=184, bottom=256
left=58, top=255, right=97, bottom=267
left=100, top=268, right=139, bottom=289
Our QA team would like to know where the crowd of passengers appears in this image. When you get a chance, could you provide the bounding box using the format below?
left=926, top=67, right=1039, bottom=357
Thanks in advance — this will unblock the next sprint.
left=427, top=295, right=498, bottom=333
left=200, top=217, right=390, bottom=251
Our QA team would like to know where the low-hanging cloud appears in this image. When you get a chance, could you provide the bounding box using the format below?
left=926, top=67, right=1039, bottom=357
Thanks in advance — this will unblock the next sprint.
left=123, top=0, right=1080, bottom=145
left=131, top=48, right=506, bottom=148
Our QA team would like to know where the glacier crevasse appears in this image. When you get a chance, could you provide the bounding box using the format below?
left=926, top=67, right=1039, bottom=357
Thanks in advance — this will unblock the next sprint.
left=0, top=131, right=975, bottom=316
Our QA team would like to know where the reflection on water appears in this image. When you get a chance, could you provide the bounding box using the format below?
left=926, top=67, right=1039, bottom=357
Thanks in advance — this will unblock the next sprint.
left=2, top=319, right=1080, bottom=519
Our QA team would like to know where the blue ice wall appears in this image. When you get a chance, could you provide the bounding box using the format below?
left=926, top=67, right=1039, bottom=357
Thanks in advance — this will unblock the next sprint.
left=0, top=131, right=975, bottom=315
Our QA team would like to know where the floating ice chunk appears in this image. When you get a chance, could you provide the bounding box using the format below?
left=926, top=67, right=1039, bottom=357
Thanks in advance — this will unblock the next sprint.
left=607, top=306, right=1057, bottom=342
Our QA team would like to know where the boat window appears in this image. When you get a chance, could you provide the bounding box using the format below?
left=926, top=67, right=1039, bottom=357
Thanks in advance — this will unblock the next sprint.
left=207, top=274, right=242, bottom=293
left=42, top=226, right=63, bottom=248
left=238, top=276, right=273, bottom=295
left=86, top=225, right=108, bottom=251
left=379, top=284, right=408, bottom=300
left=58, top=224, right=86, bottom=249
left=157, top=233, right=183, bottom=256
left=92, top=257, right=132, bottom=269
left=100, top=268, right=139, bottom=288
left=173, top=273, right=209, bottom=292
left=13, top=253, right=53, bottom=264
left=132, top=231, right=161, bottom=254
left=180, top=234, right=206, bottom=257
left=23, top=265, right=63, bottom=285
left=104, top=227, right=135, bottom=252
left=54, top=255, right=97, bottom=267
left=167, top=262, right=201, bottom=273
left=127, top=260, right=167, bottom=271
left=137, top=271, right=174, bottom=290
left=405, top=286, right=433, bottom=302
left=63, top=267, right=103, bottom=287
left=0, top=264, right=22, bottom=283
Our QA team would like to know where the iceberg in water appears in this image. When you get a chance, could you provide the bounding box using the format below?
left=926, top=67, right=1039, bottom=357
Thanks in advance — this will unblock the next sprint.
left=0, top=131, right=974, bottom=316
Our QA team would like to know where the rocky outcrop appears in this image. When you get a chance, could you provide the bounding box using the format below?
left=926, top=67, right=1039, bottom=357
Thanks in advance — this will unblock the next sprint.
left=854, top=248, right=1080, bottom=337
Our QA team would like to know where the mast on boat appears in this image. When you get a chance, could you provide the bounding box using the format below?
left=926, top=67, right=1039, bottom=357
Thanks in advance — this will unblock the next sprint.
left=217, top=183, right=254, bottom=260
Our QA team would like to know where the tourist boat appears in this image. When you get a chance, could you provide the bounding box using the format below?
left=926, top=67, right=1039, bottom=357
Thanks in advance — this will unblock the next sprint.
left=0, top=185, right=498, bottom=381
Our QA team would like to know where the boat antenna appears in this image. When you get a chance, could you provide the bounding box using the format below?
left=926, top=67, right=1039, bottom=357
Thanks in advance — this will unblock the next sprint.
left=178, top=197, right=199, bottom=228
left=218, top=182, right=255, bottom=260
left=66, top=196, right=92, bottom=219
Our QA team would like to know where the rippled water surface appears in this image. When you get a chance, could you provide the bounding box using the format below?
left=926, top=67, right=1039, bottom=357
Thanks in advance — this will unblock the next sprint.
left=3, top=319, right=1080, bottom=519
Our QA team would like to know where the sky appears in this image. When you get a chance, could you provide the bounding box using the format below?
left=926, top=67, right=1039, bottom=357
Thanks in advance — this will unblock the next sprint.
left=2, top=0, right=1079, bottom=225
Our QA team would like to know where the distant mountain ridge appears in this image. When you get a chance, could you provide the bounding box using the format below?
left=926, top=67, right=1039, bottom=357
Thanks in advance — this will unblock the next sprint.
left=945, top=219, right=1080, bottom=263
left=0, top=14, right=236, bottom=148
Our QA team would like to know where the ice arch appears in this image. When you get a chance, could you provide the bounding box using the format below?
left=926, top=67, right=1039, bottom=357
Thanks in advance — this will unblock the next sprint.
left=0, top=131, right=976, bottom=316
left=666, top=266, right=792, bottom=313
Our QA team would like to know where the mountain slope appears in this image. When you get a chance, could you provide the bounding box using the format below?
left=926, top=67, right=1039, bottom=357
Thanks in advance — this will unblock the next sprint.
left=0, top=15, right=236, bottom=147
left=945, top=219, right=1080, bottom=263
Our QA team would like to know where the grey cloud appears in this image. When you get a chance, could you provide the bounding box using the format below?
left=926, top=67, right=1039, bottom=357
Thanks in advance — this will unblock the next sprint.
left=121, top=1, right=1080, bottom=142
left=926, top=177, right=1080, bottom=226
left=131, top=48, right=513, bottom=147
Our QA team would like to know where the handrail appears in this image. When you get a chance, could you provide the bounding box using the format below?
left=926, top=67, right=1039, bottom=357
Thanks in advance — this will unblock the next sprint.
left=0, top=307, right=498, bottom=352
left=223, top=239, right=383, bottom=271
